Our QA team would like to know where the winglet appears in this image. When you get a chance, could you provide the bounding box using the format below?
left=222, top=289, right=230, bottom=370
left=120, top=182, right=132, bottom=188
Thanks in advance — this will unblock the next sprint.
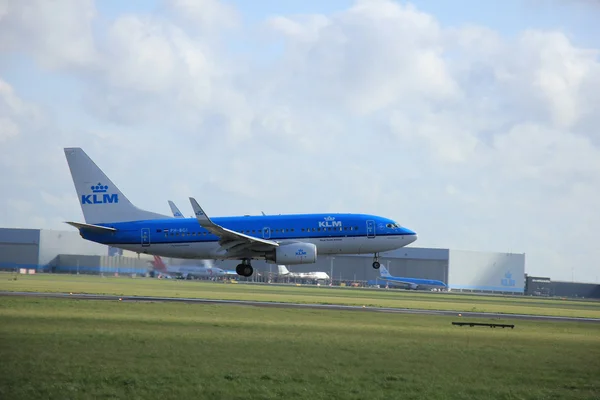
left=188, top=197, right=279, bottom=247
left=189, top=197, right=215, bottom=228
left=168, top=200, right=184, bottom=218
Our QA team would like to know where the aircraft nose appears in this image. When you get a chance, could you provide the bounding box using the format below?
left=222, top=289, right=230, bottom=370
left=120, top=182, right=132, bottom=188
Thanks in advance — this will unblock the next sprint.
left=402, top=228, right=417, bottom=243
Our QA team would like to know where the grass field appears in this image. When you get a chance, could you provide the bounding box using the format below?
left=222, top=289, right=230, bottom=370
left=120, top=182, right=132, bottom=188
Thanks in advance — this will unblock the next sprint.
left=2, top=273, right=600, bottom=319
left=1, top=296, right=599, bottom=399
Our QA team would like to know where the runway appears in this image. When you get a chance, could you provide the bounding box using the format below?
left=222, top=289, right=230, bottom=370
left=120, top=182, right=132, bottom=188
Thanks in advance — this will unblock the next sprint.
left=2, top=290, right=600, bottom=323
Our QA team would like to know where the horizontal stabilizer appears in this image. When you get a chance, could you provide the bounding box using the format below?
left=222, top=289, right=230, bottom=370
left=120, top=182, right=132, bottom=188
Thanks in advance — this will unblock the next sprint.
left=65, top=221, right=117, bottom=233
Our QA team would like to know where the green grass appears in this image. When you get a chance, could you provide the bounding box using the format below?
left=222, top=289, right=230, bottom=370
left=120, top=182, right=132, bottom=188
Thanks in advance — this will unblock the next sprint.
left=1, top=296, right=599, bottom=399
left=2, top=273, right=600, bottom=319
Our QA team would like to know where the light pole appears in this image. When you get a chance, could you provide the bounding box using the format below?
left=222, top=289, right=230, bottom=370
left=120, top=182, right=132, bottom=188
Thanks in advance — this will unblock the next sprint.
left=329, top=257, right=334, bottom=286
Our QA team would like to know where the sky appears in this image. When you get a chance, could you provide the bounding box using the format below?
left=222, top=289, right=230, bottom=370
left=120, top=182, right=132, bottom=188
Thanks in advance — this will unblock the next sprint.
left=1, top=0, right=599, bottom=283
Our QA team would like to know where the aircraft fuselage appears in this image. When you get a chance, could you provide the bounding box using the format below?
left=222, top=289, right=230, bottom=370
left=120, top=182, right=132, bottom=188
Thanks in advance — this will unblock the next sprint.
left=81, top=213, right=417, bottom=262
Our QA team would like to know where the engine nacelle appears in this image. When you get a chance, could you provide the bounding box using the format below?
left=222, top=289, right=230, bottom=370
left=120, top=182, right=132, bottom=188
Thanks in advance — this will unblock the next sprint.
left=273, top=243, right=317, bottom=265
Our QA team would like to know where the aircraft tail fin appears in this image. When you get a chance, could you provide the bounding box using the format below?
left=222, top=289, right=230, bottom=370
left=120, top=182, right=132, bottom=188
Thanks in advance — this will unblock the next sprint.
left=380, top=264, right=392, bottom=278
left=277, top=265, right=289, bottom=275
left=151, top=255, right=167, bottom=272
left=64, top=148, right=169, bottom=224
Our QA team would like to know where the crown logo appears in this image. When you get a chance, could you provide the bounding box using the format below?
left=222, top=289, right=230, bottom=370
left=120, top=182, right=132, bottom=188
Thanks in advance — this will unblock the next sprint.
left=505, top=271, right=512, bottom=279
left=91, top=183, right=109, bottom=193
left=324, top=216, right=335, bottom=221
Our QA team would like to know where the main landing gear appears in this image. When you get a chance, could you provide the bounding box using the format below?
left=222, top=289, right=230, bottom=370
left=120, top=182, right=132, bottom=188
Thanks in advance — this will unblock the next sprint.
left=235, top=259, right=254, bottom=277
left=372, top=253, right=380, bottom=269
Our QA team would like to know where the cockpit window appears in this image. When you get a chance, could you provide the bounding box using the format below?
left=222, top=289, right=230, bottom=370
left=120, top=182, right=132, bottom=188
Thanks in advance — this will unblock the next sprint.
left=386, top=223, right=402, bottom=229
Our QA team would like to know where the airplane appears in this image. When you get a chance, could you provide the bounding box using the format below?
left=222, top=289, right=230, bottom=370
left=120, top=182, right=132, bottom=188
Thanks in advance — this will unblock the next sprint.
left=378, top=264, right=447, bottom=290
left=150, top=255, right=226, bottom=279
left=63, top=147, right=418, bottom=278
left=277, top=265, right=330, bottom=281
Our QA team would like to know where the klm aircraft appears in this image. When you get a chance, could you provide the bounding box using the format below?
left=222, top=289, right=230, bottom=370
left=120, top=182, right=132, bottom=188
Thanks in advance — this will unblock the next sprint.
left=63, top=148, right=418, bottom=278
left=378, top=264, right=447, bottom=290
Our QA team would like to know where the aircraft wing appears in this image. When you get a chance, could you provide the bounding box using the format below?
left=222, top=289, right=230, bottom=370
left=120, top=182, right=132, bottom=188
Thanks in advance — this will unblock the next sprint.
left=189, top=197, right=279, bottom=255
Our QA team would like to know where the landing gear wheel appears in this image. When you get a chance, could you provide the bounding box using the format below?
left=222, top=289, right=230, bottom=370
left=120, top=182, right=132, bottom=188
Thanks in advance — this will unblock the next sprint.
left=372, top=253, right=380, bottom=269
left=242, top=265, right=253, bottom=277
left=236, top=261, right=254, bottom=277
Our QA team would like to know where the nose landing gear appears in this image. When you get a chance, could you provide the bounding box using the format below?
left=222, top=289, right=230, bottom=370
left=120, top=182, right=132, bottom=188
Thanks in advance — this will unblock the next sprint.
left=372, top=253, right=380, bottom=269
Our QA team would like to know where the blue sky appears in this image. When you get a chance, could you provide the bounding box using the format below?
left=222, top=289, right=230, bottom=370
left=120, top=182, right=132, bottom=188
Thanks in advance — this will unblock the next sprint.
left=0, top=0, right=599, bottom=283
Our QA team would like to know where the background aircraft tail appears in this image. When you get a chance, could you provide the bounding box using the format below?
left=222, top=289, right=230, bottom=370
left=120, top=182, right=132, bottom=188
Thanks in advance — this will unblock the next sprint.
left=380, top=265, right=392, bottom=278
left=277, top=265, right=290, bottom=275
left=151, top=255, right=168, bottom=272
left=64, top=148, right=169, bottom=224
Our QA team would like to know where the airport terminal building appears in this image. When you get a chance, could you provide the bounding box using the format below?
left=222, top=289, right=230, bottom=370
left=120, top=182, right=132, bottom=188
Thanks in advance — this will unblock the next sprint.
left=1, top=227, right=526, bottom=294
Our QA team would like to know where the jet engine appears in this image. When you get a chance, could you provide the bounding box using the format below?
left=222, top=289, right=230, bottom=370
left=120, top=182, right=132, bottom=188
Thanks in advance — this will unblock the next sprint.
left=272, top=243, right=317, bottom=264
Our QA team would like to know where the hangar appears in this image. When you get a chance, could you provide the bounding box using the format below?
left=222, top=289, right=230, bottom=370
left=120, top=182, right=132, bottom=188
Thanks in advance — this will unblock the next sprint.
left=0, top=228, right=150, bottom=275
left=0, top=227, right=526, bottom=294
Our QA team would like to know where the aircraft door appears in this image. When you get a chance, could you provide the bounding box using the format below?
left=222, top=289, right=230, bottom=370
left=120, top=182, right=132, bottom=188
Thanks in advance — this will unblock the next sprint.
left=366, top=220, right=375, bottom=238
left=263, top=227, right=271, bottom=239
left=141, top=228, right=151, bottom=247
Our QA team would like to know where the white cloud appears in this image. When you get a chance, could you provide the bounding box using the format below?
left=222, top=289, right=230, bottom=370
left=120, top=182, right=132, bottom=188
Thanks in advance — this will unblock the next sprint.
left=165, top=0, right=240, bottom=33
left=0, top=78, right=41, bottom=142
left=0, top=0, right=599, bottom=281
left=0, top=0, right=98, bottom=70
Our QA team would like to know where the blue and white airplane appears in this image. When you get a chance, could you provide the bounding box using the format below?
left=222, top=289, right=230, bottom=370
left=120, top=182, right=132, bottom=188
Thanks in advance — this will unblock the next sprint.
left=63, top=148, right=418, bottom=278
left=378, top=264, right=447, bottom=290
